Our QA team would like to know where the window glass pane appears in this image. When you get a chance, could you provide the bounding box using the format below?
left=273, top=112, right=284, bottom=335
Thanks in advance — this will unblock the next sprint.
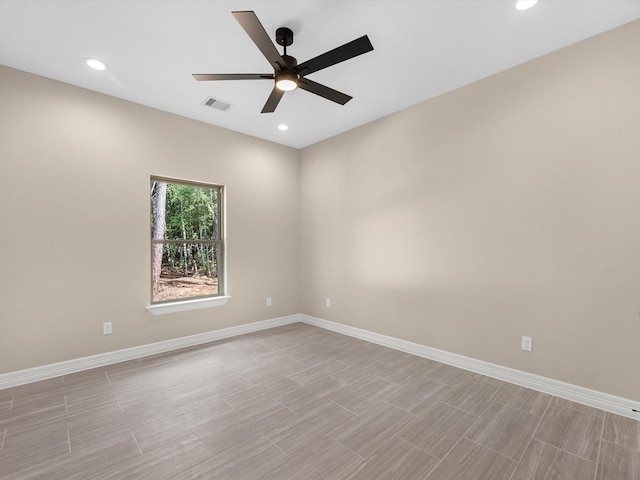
left=151, top=182, right=219, bottom=241
left=152, top=242, right=220, bottom=302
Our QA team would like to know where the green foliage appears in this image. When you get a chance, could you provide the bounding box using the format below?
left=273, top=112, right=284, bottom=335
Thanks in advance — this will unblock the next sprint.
left=165, top=184, right=218, bottom=241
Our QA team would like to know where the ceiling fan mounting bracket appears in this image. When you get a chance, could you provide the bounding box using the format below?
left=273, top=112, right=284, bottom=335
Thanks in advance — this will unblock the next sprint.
left=276, top=27, right=294, bottom=47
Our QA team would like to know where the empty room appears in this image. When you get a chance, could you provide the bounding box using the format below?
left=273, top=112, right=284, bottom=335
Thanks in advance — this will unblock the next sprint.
left=1, top=1, right=639, bottom=479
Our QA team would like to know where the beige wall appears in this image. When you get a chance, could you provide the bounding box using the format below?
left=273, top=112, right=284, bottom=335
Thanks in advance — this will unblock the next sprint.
left=299, top=21, right=640, bottom=401
left=0, top=65, right=300, bottom=373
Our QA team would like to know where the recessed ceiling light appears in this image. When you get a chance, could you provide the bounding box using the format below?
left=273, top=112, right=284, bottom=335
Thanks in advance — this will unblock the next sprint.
left=278, top=124, right=289, bottom=131
left=84, top=58, right=107, bottom=71
left=515, top=0, right=538, bottom=11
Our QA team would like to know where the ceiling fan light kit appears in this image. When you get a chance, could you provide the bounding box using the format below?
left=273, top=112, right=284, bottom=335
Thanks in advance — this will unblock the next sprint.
left=193, top=10, right=373, bottom=113
left=275, top=71, right=299, bottom=91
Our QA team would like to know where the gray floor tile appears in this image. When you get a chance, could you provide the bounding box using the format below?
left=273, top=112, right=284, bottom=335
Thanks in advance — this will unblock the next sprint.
left=132, top=398, right=234, bottom=452
left=373, top=357, right=435, bottom=384
left=195, top=401, right=294, bottom=456
left=440, top=376, right=502, bottom=415
left=329, top=361, right=384, bottom=385
left=235, top=350, right=306, bottom=383
left=552, top=397, right=605, bottom=418
left=596, top=439, right=640, bottom=480
left=397, top=401, right=478, bottom=459
left=511, top=439, right=596, bottom=480
left=0, top=399, right=66, bottom=431
left=421, top=362, right=471, bottom=386
left=88, top=432, right=212, bottom=480
left=425, top=438, right=516, bottom=480
left=258, top=436, right=362, bottom=480
left=265, top=400, right=355, bottom=455
left=465, top=402, right=540, bottom=460
left=329, top=375, right=400, bottom=414
left=345, top=435, right=439, bottom=480
left=172, top=433, right=287, bottom=480
left=0, top=422, right=70, bottom=476
left=330, top=402, right=416, bottom=457
left=223, top=376, right=302, bottom=411
left=494, top=383, right=551, bottom=416
left=285, top=358, right=348, bottom=386
left=385, top=376, right=451, bottom=415
left=534, top=399, right=603, bottom=461
left=603, top=412, right=640, bottom=451
left=167, top=373, right=253, bottom=410
left=276, top=375, right=349, bottom=412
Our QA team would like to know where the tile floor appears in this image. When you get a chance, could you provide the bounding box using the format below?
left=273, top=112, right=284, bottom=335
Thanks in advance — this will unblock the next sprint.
left=0, top=322, right=638, bottom=479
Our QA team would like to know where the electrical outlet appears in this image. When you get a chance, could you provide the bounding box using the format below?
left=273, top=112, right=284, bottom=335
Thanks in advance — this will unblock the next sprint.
left=103, top=322, right=112, bottom=335
left=326, top=298, right=331, bottom=308
left=521, top=336, right=532, bottom=352
left=266, top=297, right=272, bottom=307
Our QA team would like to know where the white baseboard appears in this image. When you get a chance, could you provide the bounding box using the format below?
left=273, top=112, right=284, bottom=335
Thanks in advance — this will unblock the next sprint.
left=0, top=314, right=300, bottom=390
left=2, top=312, right=638, bottom=420
left=299, top=314, right=640, bottom=420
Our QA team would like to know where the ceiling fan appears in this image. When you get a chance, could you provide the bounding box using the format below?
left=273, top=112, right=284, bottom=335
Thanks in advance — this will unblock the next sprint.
left=193, top=11, right=374, bottom=113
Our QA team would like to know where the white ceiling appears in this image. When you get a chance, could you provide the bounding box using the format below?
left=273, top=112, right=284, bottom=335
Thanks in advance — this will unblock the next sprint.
left=1, top=1, right=638, bottom=148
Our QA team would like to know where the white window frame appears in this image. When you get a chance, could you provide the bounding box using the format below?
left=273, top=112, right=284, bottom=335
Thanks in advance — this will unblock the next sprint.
left=146, top=176, right=229, bottom=315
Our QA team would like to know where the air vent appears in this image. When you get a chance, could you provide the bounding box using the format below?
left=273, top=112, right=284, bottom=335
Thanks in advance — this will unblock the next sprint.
left=203, top=97, right=233, bottom=112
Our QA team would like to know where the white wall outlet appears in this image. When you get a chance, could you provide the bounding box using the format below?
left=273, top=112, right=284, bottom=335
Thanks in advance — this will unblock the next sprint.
left=103, top=322, right=112, bottom=335
left=266, top=297, right=272, bottom=307
left=521, top=336, right=532, bottom=352
left=326, top=298, right=331, bottom=308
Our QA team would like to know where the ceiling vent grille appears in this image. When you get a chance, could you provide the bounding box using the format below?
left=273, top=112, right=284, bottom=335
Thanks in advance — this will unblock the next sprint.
left=203, top=97, right=233, bottom=112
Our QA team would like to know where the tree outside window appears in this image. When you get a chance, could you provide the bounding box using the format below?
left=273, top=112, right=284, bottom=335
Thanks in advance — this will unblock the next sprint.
left=150, top=177, right=224, bottom=303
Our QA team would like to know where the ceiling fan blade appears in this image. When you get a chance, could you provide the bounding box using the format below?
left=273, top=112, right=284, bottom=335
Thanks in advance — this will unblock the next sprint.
left=297, top=78, right=352, bottom=105
left=295, top=35, right=373, bottom=77
left=232, top=11, right=285, bottom=71
left=193, top=74, right=274, bottom=81
left=261, top=87, right=285, bottom=113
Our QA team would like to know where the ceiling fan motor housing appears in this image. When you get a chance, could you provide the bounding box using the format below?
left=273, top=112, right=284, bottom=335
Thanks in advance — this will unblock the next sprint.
left=282, top=54, right=297, bottom=69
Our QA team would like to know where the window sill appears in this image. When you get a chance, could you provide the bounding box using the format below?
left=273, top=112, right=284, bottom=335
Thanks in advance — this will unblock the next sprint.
left=145, top=296, right=231, bottom=316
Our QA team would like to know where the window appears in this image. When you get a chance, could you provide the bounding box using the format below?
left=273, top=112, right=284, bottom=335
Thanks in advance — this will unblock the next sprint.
left=150, top=177, right=224, bottom=304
